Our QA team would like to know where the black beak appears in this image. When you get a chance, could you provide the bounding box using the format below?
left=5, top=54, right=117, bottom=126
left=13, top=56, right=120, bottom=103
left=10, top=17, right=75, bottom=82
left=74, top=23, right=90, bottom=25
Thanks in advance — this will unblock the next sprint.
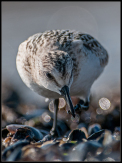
left=60, top=85, right=75, bottom=118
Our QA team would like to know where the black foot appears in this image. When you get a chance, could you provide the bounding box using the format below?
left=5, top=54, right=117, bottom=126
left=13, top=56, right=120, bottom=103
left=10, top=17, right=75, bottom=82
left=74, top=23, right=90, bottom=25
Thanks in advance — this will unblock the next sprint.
left=67, top=99, right=89, bottom=115
left=37, top=133, right=54, bottom=143
left=40, top=128, right=58, bottom=143
left=74, top=99, right=89, bottom=113
left=42, top=133, right=53, bottom=142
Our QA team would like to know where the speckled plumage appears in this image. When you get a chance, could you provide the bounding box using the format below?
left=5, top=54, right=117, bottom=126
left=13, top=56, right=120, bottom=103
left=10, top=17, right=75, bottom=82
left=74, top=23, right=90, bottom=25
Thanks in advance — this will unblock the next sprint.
left=16, top=29, right=108, bottom=101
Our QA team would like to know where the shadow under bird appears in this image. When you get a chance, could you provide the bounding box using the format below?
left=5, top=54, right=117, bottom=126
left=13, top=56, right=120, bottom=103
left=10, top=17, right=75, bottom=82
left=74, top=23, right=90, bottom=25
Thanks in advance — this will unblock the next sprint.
left=16, top=29, right=108, bottom=141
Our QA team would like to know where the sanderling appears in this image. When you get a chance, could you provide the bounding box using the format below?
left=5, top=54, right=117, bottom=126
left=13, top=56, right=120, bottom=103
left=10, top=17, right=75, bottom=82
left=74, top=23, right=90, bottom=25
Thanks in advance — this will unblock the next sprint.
left=16, top=29, right=108, bottom=140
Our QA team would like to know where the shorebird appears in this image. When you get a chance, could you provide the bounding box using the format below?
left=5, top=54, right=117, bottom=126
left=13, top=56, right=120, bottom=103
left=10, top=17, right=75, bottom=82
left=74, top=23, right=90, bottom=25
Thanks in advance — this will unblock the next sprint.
left=16, top=29, right=108, bottom=140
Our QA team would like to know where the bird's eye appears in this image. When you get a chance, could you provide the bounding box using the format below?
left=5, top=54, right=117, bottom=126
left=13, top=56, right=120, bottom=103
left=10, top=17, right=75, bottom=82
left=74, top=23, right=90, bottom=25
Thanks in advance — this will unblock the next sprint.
left=46, top=72, right=53, bottom=79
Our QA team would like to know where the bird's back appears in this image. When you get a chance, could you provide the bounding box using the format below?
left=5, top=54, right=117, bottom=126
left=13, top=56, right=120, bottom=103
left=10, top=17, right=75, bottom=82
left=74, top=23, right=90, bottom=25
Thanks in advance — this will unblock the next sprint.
left=25, top=29, right=108, bottom=67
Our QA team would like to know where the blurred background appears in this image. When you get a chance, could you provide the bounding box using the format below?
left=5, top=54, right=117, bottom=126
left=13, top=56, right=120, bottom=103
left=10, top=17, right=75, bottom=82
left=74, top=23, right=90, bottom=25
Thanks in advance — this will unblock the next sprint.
left=2, top=1, right=120, bottom=106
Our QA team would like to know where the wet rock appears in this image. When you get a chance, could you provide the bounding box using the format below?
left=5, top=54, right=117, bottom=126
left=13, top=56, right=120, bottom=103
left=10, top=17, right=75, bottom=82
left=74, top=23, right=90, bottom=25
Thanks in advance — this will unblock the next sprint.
left=97, top=134, right=105, bottom=144
left=88, top=123, right=101, bottom=136
left=6, top=124, right=43, bottom=141
left=67, top=129, right=86, bottom=142
left=40, top=140, right=60, bottom=150
left=68, top=140, right=102, bottom=161
left=1, top=89, right=120, bottom=161
left=6, top=146, right=22, bottom=161
left=103, top=130, right=113, bottom=146
left=60, top=142, right=75, bottom=153
left=113, top=127, right=120, bottom=141
left=87, top=129, right=105, bottom=140
left=12, top=127, right=35, bottom=142
left=2, top=140, right=29, bottom=161
left=103, top=157, right=115, bottom=161
left=2, top=128, right=9, bottom=139
left=2, top=137, right=12, bottom=148
left=40, top=141, right=62, bottom=161
left=95, top=140, right=120, bottom=161
left=84, top=157, right=100, bottom=161
left=22, top=146, right=45, bottom=161
left=77, top=122, right=88, bottom=130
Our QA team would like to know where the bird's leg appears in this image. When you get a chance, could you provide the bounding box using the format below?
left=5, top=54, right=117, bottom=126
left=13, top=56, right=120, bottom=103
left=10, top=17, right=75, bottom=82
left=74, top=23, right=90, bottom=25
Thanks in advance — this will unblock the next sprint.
left=50, top=98, right=59, bottom=136
left=41, top=99, right=59, bottom=142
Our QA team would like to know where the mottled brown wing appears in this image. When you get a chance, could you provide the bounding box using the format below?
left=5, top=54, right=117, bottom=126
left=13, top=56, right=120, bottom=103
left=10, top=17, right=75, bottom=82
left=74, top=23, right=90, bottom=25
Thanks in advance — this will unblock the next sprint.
left=75, top=33, right=109, bottom=67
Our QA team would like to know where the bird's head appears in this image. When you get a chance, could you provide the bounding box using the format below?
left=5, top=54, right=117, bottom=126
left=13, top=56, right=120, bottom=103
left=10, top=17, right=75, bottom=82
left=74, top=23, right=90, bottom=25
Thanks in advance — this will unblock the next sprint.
left=37, top=50, right=75, bottom=117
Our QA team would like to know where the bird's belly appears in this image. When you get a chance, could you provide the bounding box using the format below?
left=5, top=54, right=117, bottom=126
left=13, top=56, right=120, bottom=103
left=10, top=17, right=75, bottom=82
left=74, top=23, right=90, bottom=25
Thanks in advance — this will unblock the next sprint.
left=70, top=63, right=103, bottom=98
left=70, top=81, right=89, bottom=97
